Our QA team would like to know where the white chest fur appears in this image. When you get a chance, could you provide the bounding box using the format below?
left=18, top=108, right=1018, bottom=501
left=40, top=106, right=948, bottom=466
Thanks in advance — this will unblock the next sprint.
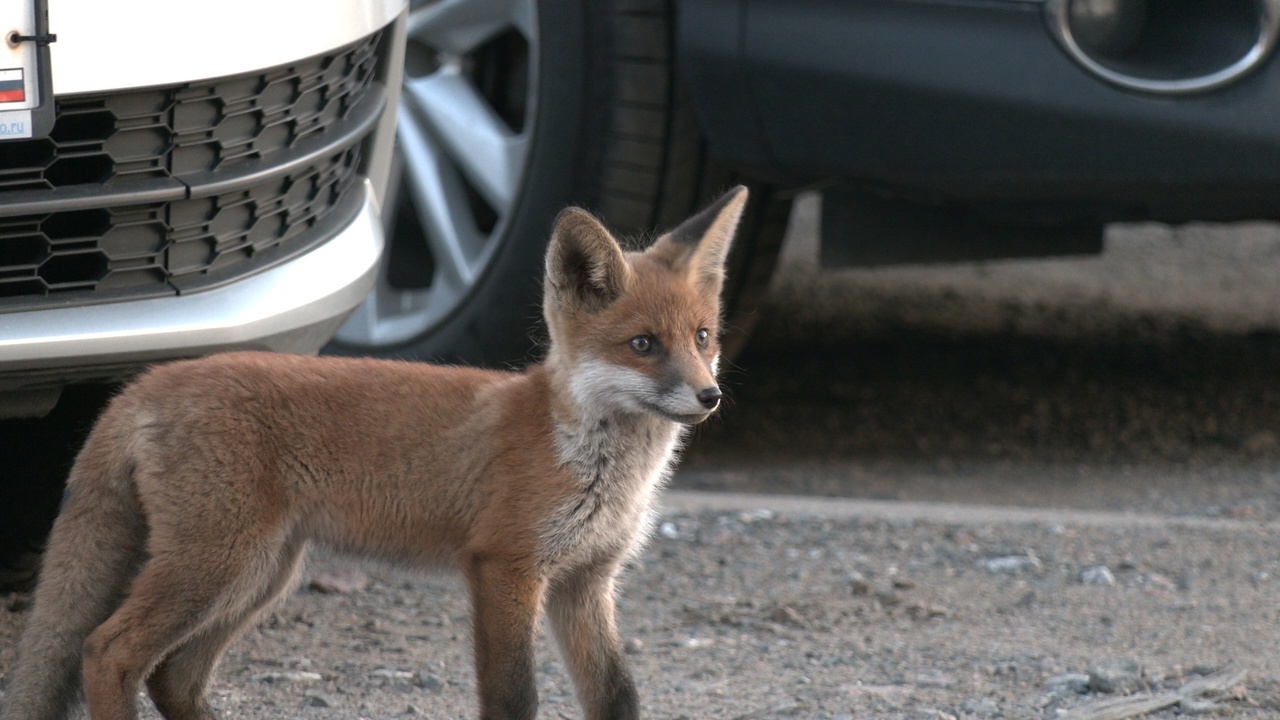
left=541, top=413, right=686, bottom=569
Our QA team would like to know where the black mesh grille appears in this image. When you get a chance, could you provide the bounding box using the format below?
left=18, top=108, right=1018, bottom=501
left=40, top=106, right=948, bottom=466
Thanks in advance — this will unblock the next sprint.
left=0, top=32, right=381, bottom=191
left=0, top=31, right=384, bottom=311
left=0, top=146, right=362, bottom=302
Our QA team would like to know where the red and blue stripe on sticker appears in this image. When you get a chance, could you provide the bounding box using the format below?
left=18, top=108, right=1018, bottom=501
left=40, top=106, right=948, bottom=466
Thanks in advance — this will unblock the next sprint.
left=0, top=69, right=25, bottom=103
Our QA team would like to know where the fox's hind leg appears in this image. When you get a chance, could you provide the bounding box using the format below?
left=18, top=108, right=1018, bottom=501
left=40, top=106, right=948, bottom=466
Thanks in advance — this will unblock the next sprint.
left=145, top=539, right=307, bottom=720
left=80, top=528, right=297, bottom=720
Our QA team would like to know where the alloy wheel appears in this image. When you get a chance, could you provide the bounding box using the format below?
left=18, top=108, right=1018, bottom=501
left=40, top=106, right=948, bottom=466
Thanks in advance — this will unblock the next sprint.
left=335, top=0, right=537, bottom=348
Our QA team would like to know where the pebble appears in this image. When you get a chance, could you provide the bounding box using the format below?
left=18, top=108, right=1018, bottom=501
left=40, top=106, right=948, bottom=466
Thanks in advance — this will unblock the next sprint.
left=737, top=509, right=774, bottom=523
left=981, top=555, right=1042, bottom=574
left=624, top=637, right=645, bottom=655
left=416, top=673, right=445, bottom=692
left=959, top=698, right=999, bottom=716
left=768, top=604, right=805, bottom=626
left=848, top=572, right=873, bottom=595
left=1045, top=673, right=1091, bottom=696
left=308, top=564, right=369, bottom=594
left=875, top=589, right=903, bottom=607
left=253, top=670, right=323, bottom=684
left=1088, top=658, right=1144, bottom=694
left=369, top=668, right=416, bottom=684
left=1179, top=698, right=1222, bottom=715
left=907, top=603, right=949, bottom=620
left=1081, top=565, right=1116, bottom=586
left=660, top=522, right=680, bottom=539
left=302, top=690, right=337, bottom=708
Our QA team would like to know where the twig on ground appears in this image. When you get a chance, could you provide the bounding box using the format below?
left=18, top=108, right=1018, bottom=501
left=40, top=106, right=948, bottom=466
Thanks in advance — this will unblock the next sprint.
left=1058, top=666, right=1247, bottom=720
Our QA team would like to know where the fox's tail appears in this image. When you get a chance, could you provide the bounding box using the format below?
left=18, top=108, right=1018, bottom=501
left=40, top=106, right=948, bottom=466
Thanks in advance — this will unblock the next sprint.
left=1, top=407, right=148, bottom=720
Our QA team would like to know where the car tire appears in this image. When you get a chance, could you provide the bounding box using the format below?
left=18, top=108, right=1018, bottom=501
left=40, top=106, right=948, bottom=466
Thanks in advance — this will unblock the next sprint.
left=0, top=385, right=113, bottom=593
left=329, top=0, right=786, bottom=366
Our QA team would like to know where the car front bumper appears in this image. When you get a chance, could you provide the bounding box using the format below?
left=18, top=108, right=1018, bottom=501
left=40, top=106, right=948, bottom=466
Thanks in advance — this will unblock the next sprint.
left=0, top=179, right=383, bottom=407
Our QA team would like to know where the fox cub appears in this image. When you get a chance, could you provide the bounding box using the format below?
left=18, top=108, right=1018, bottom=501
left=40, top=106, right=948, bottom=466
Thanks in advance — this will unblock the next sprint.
left=0, top=187, right=749, bottom=720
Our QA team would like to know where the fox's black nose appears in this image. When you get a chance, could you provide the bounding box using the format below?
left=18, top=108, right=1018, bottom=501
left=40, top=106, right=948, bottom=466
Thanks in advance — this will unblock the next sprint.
left=697, top=387, right=722, bottom=410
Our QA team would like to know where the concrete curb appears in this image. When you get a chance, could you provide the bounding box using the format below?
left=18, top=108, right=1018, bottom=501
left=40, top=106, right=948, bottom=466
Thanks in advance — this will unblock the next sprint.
left=660, top=489, right=1275, bottom=531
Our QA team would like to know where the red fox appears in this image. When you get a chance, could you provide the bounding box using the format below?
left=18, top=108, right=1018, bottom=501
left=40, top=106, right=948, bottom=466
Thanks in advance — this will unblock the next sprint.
left=0, top=187, right=748, bottom=720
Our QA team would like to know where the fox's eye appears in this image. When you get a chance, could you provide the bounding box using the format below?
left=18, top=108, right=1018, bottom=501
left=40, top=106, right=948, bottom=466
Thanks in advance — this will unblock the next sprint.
left=696, top=328, right=710, bottom=348
left=629, top=335, right=654, bottom=354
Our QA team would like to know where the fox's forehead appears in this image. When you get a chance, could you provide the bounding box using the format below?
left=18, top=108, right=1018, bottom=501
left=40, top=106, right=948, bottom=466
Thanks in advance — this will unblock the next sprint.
left=606, top=255, right=719, bottom=335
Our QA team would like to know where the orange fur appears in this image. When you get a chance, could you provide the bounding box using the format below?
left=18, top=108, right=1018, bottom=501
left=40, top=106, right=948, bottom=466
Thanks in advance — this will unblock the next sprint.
left=0, top=187, right=749, bottom=720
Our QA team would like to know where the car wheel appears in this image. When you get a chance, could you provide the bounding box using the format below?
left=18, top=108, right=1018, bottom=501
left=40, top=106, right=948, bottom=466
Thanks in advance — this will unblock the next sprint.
left=0, top=385, right=113, bottom=593
left=330, top=0, right=786, bottom=366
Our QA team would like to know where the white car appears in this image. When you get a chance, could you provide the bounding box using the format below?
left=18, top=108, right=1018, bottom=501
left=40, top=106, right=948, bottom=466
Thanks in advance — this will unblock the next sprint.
left=0, top=0, right=408, bottom=584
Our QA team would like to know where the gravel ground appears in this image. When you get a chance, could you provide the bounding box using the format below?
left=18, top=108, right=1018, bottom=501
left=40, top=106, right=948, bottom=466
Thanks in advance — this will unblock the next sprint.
left=5, top=201, right=1280, bottom=718
left=3, top=503, right=1275, bottom=720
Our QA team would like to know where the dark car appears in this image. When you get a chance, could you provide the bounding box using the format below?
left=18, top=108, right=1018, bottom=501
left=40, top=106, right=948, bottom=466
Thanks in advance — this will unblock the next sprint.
left=332, top=0, right=1280, bottom=367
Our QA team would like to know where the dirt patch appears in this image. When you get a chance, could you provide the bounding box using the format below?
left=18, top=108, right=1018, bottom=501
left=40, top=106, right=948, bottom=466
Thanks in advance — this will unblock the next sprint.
left=3, top=500, right=1277, bottom=719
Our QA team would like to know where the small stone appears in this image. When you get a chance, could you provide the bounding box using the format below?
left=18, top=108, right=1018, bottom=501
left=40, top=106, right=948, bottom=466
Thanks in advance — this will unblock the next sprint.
left=959, top=698, right=999, bottom=716
left=1082, top=566, right=1116, bottom=586
left=848, top=572, right=873, bottom=596
left=308, top=564, right=369, bottom=594
left=416, top=673, right=445, bottom=693
left=768, top=605, right=804, bottom=625
left=623, top=638, right=645, bottom=655
left=405, top=704, right=422, bottom=715
left=875, top=589, right=903, bottom=607
left=253, top=671, right=322, bottom=684
left=981, top=555, right=1041, bottom=574
left=1088, top=658, right=1144, bottom=694
left=907, top=603, right=949, bottom=620
left=302, top=690, right=336, bottom=708
left=1178, top=698, right=1221, bottom=715
left=659, top=522, right=679, bottom=539
left=370, top=668, right=416, bottom=682
left=1045, top=673, right=1091, bottom=696
left=892, top=578, right=916, bottom=590
left=737, top=509, right=774, bottom=523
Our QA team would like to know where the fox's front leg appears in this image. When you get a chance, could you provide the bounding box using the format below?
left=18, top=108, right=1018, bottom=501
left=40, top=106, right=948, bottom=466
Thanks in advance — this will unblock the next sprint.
left=466, top=558, right=545, bottom=720
left=547, top=563, right=639, bottom=720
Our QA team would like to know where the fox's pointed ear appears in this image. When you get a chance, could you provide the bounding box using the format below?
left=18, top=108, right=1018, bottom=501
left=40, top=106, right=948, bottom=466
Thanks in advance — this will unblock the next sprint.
left=545, top=207, right=632, bottom=313
left=651, top=185, right=748, bottom=297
